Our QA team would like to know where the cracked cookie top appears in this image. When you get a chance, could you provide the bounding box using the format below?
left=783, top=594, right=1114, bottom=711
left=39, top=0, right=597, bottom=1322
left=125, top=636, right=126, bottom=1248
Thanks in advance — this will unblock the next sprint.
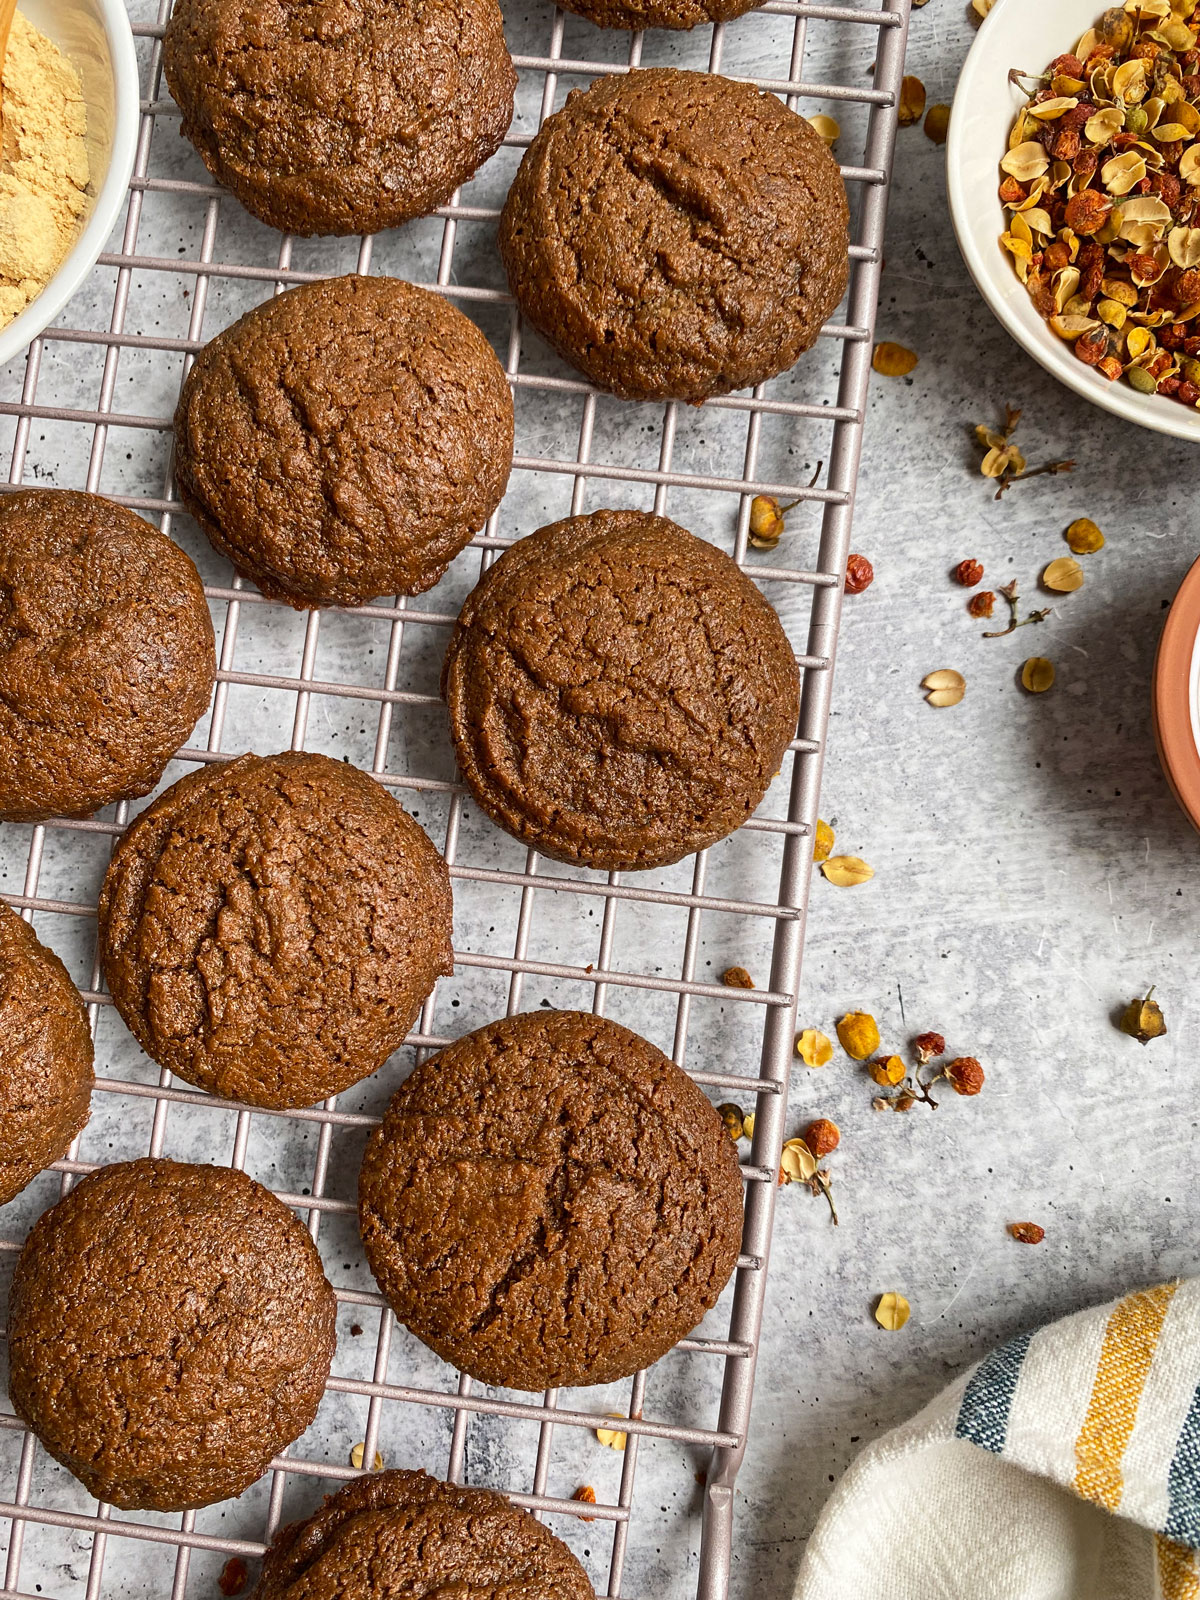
left=498, top=69, right=850, bottom=402
left=358, top=1009, right=744, bottom=1390
left=7, top=1158, right=337, bottom=1511
left=0, top=899, right=93, bottom=1208
left=254, top=1469, right=595, bottom=1600
left=0, top=489, right=215, bottom=823
left=442, top=508, right=800, bottom=872
left=98, top=751, right=454, bottom=1110
left=174, top=276, right=514, bottom=610
left=558, top=0, right=762, bottom=31
left=163, top=0, right=516, bottom=237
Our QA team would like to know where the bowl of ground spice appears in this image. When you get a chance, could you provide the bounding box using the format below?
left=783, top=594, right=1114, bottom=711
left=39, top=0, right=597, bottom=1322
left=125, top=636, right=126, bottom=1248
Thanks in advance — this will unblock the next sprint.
left=0, top=0, right=137, bottom=368
left=949, top=0, right=1200, bottom=442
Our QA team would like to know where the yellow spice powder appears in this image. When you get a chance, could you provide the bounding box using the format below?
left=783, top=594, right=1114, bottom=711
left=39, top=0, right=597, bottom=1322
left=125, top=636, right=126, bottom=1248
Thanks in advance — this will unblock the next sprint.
left=0, top=11, right=90, bottom=330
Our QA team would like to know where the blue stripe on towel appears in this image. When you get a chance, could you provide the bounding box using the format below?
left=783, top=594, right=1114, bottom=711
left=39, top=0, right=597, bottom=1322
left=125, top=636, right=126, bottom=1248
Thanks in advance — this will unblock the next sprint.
left=954, top=1329, right=1034, bottom=1456
left=1164, top=1380, right=1200, bottom=1548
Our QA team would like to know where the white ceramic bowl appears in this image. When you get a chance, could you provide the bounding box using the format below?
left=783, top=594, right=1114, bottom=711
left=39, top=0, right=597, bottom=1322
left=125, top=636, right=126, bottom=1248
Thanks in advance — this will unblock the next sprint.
left=0, top=0, right=138, bottom=368
left=947, top=0, right=1200, bottom=443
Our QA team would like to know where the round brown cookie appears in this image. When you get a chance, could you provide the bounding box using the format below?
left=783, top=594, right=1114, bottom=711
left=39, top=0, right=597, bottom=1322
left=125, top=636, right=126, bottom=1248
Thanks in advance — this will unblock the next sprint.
left=0, top=901, right=93, bottom=1207
left=442, top=509, right=799, bottom=872
left=498, top=69, right=850, bottom=402
left=7, top=1157, right=337, bottom=1511
left=254, top=1469, right=595, bottom=1600
left=557, top=0, right=759, bottom=29
left=0, top=489, right=215, bottom=823
left=359, top=1009, right=744, bottom=1390
left=162, top=0, right=516, bottom=238
left=99, top=751, right=454, bottom=1110
left=174, top=276, right=513, bottom=609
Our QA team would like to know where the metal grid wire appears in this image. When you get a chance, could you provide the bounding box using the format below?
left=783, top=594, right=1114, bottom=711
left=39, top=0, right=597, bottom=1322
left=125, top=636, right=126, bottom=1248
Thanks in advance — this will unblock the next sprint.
left=0, top=0, right=909, bottom=1596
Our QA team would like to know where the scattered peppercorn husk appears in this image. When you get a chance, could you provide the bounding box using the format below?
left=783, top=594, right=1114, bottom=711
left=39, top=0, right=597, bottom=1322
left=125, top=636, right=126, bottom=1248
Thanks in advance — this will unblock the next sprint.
left=573, top=1485, right=598, bottom=1521
left=722, top=965, right=755, bottom=989
left=1066, top=515, right=1105, bottom=552
left=969, top=589, right=997, bottom=618
left=797, top=1027, right=834, bottom=1067
left=595, top=1418, right=628, bottom=1451
left=874, top=1292, right=911, bottom=1331
left=780, top=1137, right=818, bottom=1183
left=922, top=668, right=965, bottom=707
left=1042, top=555, right=1084, bottom=591
left=1118, top=986, right=1167, bottom=1043
left=821, top=853, right=875, bottom=885
left=954, top=558, right=985, bottom=586
left=809, top=113, right=840, bottom=146
left=1001, top=7, right=1200, bottom=410
left=925, top=103, right=951, bottom=143
left=984, top=579, right=1052, bottom=638
left=873, top=340, right=919, bottom=375
left=868, top=1054, right=906, bottom=1085
left=717, top=1102, right=745, bottom=1142
left=813, top=818, right=835, bottom=862
left=780, top=1135, right=838, bottom=1223
left=350, top=1443, right=384, bottom=1471
left=1021, top=655, right=1056, bottom=692
left=898, top=75, right=927, bottom=126
left=837, top=1010, right=880, bottom=1060
left=974, top=405, right=1075, bottom=498
left=1009, top=1221, right=1046, bottom=1244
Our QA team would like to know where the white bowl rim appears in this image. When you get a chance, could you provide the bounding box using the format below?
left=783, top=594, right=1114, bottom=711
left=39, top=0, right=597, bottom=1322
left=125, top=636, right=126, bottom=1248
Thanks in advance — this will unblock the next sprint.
left=0, top=0, right=139, bottom=370
left=946, top=0, right=1200, bottom=444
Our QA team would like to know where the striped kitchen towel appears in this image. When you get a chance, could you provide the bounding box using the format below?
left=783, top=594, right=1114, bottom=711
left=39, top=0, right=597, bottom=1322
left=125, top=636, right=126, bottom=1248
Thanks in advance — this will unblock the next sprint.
left=794, top=1279, right=1200, bottom=1600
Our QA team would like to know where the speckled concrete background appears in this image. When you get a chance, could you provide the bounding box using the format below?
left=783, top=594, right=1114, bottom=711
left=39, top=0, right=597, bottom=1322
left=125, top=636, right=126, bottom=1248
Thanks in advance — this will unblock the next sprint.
left=1, top=0, right=1194, bottom=1596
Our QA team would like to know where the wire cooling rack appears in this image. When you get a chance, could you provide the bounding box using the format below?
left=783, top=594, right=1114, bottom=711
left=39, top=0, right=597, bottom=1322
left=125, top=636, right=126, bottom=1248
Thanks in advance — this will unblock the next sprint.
left=0, top=1, right=909, bottom=1596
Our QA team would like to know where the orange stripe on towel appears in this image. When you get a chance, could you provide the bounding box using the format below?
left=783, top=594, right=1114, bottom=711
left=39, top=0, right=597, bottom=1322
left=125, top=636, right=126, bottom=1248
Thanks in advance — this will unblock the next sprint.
left=1075, top=1283, right=1178, bottom=1512
left=1157, top=1534, right=1200, bottom=1600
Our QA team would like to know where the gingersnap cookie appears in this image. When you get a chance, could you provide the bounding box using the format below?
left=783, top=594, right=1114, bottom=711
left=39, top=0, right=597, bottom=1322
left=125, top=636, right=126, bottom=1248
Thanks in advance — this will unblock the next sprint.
left=174, top=276, right=513, bottom=609
left=0, top=901, right=93, bottom=1208
left=254, top=1469, right=595, bottom=1600
left=163, top=0, right=516, bottom=237
left=7, top=1157, right=337, bottom=1511
left=498, top=69, right=850, bottom=403
left=442, top=509, right=799, bottom=873
left=99, top=751, right=453, bottom=1110
left=0, top=489, right=215, bottom=823
left=359, top=1009, right=744, bottom=1390
left=557, top=0, right=758, bottom=29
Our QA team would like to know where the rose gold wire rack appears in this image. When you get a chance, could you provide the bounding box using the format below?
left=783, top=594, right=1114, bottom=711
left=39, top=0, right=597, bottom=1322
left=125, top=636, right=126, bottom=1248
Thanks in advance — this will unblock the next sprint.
left=0, top=0, right=909, bottom=1595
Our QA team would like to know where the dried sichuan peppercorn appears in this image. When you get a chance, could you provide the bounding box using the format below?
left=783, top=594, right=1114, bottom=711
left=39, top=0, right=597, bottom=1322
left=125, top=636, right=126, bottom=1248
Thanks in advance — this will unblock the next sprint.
left=845, top=554, right=874, bottom=594
left=804, top=1118, right=840, bottom=1158
left=953, top=558, right=984, bottom=586
left=968, top=590, right=996, bottom=619
left=945, top=1056, right=985, bottom=1096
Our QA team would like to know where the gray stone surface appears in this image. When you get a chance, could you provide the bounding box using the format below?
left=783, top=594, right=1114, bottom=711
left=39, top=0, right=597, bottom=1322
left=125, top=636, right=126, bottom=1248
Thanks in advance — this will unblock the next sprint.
left=2, top=1, right=1194, bottom=1598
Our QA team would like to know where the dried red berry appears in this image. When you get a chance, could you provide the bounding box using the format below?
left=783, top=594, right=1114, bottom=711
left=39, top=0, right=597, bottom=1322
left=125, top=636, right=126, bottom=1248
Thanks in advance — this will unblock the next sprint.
left=945, top=1056, right=985, bottom=1096
left=804, top=1118, right=840, bottom=1158
left=1009, top=1222, right=1045, bottom=1245
left=953, top=559, right=984, bottom=587
left=913, top=1031, right=946, bottom=1065
left=968, top=590, right=996, bottom=619
left=218, top=1560, right=249, bottom=1598
left=845, top=554, right=874, bottom=594
left=1063, top=189, right=1112, bottom=236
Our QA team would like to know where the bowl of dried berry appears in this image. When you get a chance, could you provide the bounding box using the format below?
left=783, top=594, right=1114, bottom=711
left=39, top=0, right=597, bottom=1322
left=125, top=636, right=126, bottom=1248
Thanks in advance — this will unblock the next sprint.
left=948, top=0, right=1200, bottom=441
